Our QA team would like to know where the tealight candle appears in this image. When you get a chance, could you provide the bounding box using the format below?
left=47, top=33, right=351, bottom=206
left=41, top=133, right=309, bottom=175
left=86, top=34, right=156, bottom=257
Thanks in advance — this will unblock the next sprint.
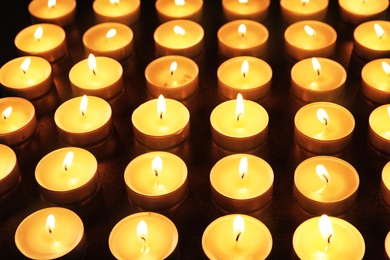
left=202, top=214, right=273, bottom=259
left=280, top=0, right=329, bottom=24
left=69, top=54, right=123, bottom=100
left=0, top=144, right=19, bottom=196
left=353, top=20, right=390, bottom=60
left=285, top=20, right=337, bottom=60
left=0, top=97, right=37, bottom=146
left=35, top=147, right=99, bottom=205
left=124, top=151, right=187, bottom=210
left=28, top=0, right=77, bottom=27
left=291, top=57, right=346, bottom=102
left=293, top=215, right=365, bottom=259
left=380, top=161, right=390, bottom=206
left=155, top=0, right=203, bottom=22
left=368, top=105, right=390, bottom=154
left=82, top=22, right=134, bottom=61
left=361, top=58, right=390, bottom=104
left=210, top=94, right=268, bottom=151
left=386, top=231, right=390, bottom=258
left=294, top=156, right=359, bottom=215
left=339, top=0, right=389, bottom=26
left=14, top=23, right=67, bottom=62
left=222, top=0, right=271, bottom=22
left=131, top=95, right=190, bottom=150
left=54, top=95, right=112, bottom=147
left=0, top=56, right=52, bottom=100
left=145, top=55, right=198, bottom=100
left=294, top=102, right=355, bottom=154
left=217, top=56, right=272, bottom=100
left=210, top=154, right=273, bottom=212
left=15, top=207, right=85, bottom=260
left=217, top=19, right=269, bottom=58
left=154, top=19, right=204, bottom=58
left=109, top=212, right=178, bottom=259
left=93, top=0, right=141, bottom=25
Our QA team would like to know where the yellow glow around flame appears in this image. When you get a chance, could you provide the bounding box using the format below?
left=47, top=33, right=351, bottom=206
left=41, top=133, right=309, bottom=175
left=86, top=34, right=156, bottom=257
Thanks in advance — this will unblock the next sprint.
left=174, top=26, right=186, bottom=36
left=312, top=57, right=322, bottom=77
left=233, top=215, right=245, bottom=242
left=88, top=54, right=97, bottom=76
left=239, top=157, right=248, bottom=179
left=317, top=108, right=329, bottom=126
left=62, top=151, right=74, bottom=172
left=110, top=0, right=119, bottom=5
left=382, top=61, right=390, bottom=75
left=45, top=214, right=55, bottom=235
left=304, top=25, right=316, bottom=37
left=106, top=29, right=117, bottom=39
left=152, top=156, right=163, bottom=177
left=34, top=26, right=43, bottom=42
left=374, top=23, right=386, bottom=39
left=175, top=0, right=185, bottom=6
left=301, top=0, right=310, bottom=5
left=238, top=0, right=248, bottom=3
left=316, top=164, right=331, bottom=184
left=20, top=58, right=31, bottom=74
left=318, top=215, right=334, bottom=248
left=170, top=61, right=178, bottom=76
left=236, top=93, right=244, bottom=122
left=241, top=60, right=249, bottom=77
left=157, top=94, right=166, bottom=119
left=48, top=0, right=56, bottom=8
left=2, top=106, right=12, bottom=120
left=80, top=95, right=88, bottom=117
left=238, top=24, right=246, bottom=37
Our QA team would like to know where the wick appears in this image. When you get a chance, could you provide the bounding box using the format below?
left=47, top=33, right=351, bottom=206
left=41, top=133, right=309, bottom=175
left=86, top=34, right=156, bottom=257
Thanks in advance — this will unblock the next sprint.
left=317, top=69, right=321, bottom=77
left=154, top=170, right=159, bottom=177
left=235, top=232, right=241, bottom=242
left=242, top=72, right=246, bottom=78
left=159, top=112, right=163, bottom=119
left=48, top=229, right=57, bottom=244
left=3, top=115, right=6, bottom=120
left=323, top=175, right=329, bottom=184
left=236, top=113, right=242, bottom=122
left=170, top=71, right=174, bottom=76
left=324, top=118, right=328, bottom=127
left=325, top=234, right=332, bottom=253
left=81, top=110, right=86, bottom=118
left=64, top=165, right=69, bottom=172
left=241, top=172, right=245, bottom=180
left=92, top=69, right=96, bottom=76
left=139, top=237, right=150, bottom=254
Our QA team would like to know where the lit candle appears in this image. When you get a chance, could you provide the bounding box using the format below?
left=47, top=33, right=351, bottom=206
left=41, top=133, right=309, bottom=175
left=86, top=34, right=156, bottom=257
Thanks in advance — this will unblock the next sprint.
left=285, top=20, right=337, bottom=60
left=210, top=93, right=268, bottom=151
left=222, top=0, right=271, bottom=22
left=361, top=58, right=390, bottom=104
left=93, top=0, right=141, bottom=25
left=0, top=144, right=19, bottom=196
left=353, top=20, right=390, bottom=60
left=155, top=0, right=203, bottom=22
left=54, top=95, right=113, bottom=147
left=0, top=97, right=37, bottom=146
left=131, top=95, right=190, bottom=150
left=145, top=55, right=198, bottom=100
left=28, top=0, right=77, bottom=27
left=14, top=23, right=67, bottom=62
left=69, top=54, right=123, bottom=100
left=202, top=214, right=273, bottom=259
left=15, top=207, right=85, bottom=259
left=280, top=0, right=329, bottom=24
left=218, top=56, right=272, bottom=101
left=154, top=19, right=204, bottom=58
left=210, top=154, right=273, bottom=212
left=380, top=161, right=390, bottom=207
left=339, top=0, right=389, bottom=26
left=386, top=231, right=390, bottom=258
left=217, top=19, right=269, bottom=58
left=294, top=156, right=359, bottom=215
left=293, top=215, right=365, bottom=259
left=124, top=151, right=187, bottom=210
left=291, top=57, right=346, bottom=102
left=83, top=22, right=134, bottom=61
left=294, top=102, right=355, bottom=154
left=35, top=147, right=99, bottom=205
left=0, top=56, right=52, bottom=100
left=109, top=212, right=178, bottom=259
left=368, top=105, right=390, bottom=154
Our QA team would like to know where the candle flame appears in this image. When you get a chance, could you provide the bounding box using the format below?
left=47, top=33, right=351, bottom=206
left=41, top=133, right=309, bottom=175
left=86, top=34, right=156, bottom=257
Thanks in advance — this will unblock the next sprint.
left=137, top=220, right=150, bottom=253
left=238, top=24, right=246, bottom=37
left=317, top=108, right=329, bottom=126
left=34, top=26, right=43, bottom=42
left=382, top=61, right=390, bottom=76
left=316, top=164, right=330, bottom=184
left=238, top=0, right=248, bottom=3
left=374, top=23, right=386, bottom=39
left=62, top=151, right=74, bottom=172
left=175, top=0, right=185, bottom=6
left=110, top=0, right=119, bottom=5
left=236, top=93, right=244, bottom=122
left=48, top=0, right=56, bottom=8
left=2, top=106, right=12, bottom=120
left=45, top=214, right=55, bottom=235
left=20, top=57, right=31, bottom=75
left=157, top=94, right=166, bottom=119
left=319, top=214, right=334, bottom=252
left=312, top=57, right=322, bottom=77
left=233, top=215, right=244, bottom=242
left=304, top=25, right=316, bottom=37
left=241, top=61, right=249, bottom=78
left=80, top=95, right=88, bottom=117
left=239, top=157, right=248, bottom=180
left=170, top=61, right=177, bottom=76
left=301, top=0, right=310, bottom=5
left=88, top=54, right=97, bottom=76
left=152, top=156, right=163, bottom=177
left=174, top=26, right=186, bottom=36
left=106, top=29, right=117, bottom=39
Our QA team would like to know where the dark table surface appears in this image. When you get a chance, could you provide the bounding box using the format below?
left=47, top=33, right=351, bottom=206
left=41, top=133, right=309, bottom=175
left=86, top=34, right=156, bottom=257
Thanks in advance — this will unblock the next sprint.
left=1, top=0, right=390, bottom=259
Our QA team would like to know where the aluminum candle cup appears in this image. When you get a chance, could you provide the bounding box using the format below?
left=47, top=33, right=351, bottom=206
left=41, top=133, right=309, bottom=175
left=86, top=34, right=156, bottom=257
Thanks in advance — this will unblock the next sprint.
left=381, top=161, right=390, bottom=207
left=368, top=105, right=390, bottom=154
left=361, top=58, right=390, bottom=104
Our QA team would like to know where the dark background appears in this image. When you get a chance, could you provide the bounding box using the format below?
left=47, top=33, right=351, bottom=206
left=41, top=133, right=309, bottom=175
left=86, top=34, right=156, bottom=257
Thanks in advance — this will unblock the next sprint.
left=1, top=0, right=390, bottom=259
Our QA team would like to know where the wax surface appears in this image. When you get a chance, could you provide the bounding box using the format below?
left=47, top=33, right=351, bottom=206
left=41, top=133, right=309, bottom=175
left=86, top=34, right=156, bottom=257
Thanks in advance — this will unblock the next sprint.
left=362, top=58, right=390, bottom=93
left=354, top=20, right=390, bottom=51
left=156, top=0, right=203, bottom=18
left=0, top=144, right=16, bottom=181
left=93, top=0, right=140, bottom=18
left=281, top=0, right=328, bottom=14
left=0, top=97, right=35, bottom=134
left=339, top=0, right=389, bottom=15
